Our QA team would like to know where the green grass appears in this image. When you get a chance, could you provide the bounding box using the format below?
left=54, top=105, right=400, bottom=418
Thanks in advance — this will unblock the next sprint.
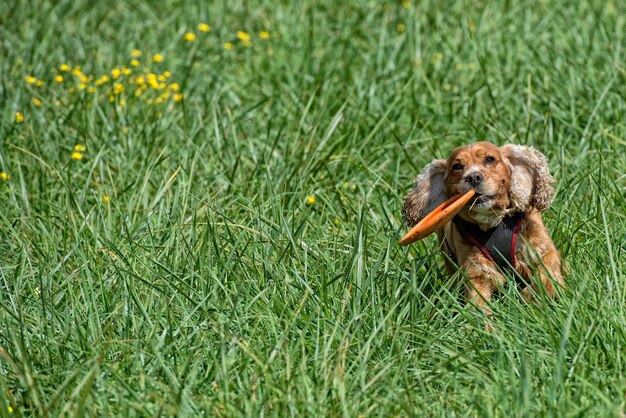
left=1, top=0, right=625, bottom=416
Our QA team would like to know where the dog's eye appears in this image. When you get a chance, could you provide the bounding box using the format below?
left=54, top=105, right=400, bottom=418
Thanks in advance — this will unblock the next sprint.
left=452, top=163, right=463, bottom=171
left=485, top=156, right=495, bottom=164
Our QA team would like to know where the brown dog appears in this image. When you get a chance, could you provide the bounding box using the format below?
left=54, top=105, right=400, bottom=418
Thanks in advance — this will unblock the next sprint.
left=402, top=142, right=564, bottom=311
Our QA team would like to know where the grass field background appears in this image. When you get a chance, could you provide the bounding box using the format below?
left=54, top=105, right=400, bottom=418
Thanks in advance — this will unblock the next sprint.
left=1, top=0, right=625, bottom=416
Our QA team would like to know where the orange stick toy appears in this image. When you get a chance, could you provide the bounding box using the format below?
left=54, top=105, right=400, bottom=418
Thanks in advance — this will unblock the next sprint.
left=399, top=189, right=476, bottom=246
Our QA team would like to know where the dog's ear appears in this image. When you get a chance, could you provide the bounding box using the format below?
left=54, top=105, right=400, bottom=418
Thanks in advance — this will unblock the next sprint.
left=402, top=160, right=447, bottom=227
left=501, top=144, right=555, bottom=212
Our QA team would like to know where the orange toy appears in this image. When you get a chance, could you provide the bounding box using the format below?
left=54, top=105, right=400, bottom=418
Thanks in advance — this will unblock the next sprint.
left=399, top=189, right=476, bottom=246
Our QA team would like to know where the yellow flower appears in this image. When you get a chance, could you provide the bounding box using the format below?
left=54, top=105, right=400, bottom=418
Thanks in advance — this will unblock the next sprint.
left=152, top=53, right=164, bottom=63
left=334, top=217, right=340, bottom=225
left=72, top=67, right=83, bottom=76
left=306, top=196, right=315, bottom=205
left=31, top=97, right=43, bottom=107
left=59, top=64, right=70, bottom=72
left=88, top=87, right=95, bottom=93
left=78, top=83, right=87, bottom=90
left=402, top=0, right=411, bottom=9
left=444, top=83, right=452, bottom=91
left=173, top=93, right=183, bottom=102
left=35, top=80, right=44, bottom=87
left=198, top=23, right=210, bottom=32
left=455, top=63, right=463, bottom=70
left=74, top=144, right=86, bottom=151
left=259, top=31, right=270, bottom=39
left=135, top=75, right=145, bottom=85
left=184, top=32, right=196, bottom=42
left=96, top=75, right=109, bottom=85
left=54, top=75, right=64, bottom=83
left=130, top=59, right=140, bottom=67
left=25, top=75, right=37, bottom=84
left=131, top=49, right=142, bottom=58
left=223, top=42, right=234, bottom=50
left=121, top=67, right=131, bottom=75
left=162, top=71, right=171, bottom=78
left=0, top=172, right=10, bottom=181
left=7, top=405, right=13, bottom=413
left=396, top=23, right=406, bottom=33
left=102, top=195, right=111, bottom=203
left=237, top=31, right=251, bottom=41
left=15, top=112, right=24, bottom=123
left=113, top=83, right=124, bottom=94
left=168, top=82, right=180, bottom=91
left=71, top=151, right=84, bottom=160
left=111, top=68, right=121, bottom=79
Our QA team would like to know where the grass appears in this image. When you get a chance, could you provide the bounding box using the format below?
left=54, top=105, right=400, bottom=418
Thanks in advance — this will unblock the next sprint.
left=1, top=0, right=625, bottom=416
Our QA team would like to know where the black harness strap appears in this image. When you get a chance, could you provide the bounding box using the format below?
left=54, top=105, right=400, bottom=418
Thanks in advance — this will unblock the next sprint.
left=452, top=212, right=525, bottom=272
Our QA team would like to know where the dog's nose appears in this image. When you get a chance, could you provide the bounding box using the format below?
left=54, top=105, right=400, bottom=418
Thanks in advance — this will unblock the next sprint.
left=464, top=172, right=484, bottom=186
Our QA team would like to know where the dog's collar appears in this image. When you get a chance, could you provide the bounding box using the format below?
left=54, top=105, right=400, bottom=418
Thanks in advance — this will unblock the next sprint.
left=452, top=212, right=525, bottom=271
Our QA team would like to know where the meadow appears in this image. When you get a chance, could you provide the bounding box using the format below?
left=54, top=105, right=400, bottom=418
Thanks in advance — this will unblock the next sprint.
left=1, top=0, right=625, bottom=416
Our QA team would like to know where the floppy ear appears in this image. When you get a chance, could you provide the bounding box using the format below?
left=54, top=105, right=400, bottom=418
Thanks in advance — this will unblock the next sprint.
left=402, top=159, right=447, bottom=227
left=500, top=144, right=555, bottom=212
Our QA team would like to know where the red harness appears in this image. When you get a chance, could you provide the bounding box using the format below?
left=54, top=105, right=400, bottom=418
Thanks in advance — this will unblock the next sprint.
left=452, top=213, right=524, bottom=270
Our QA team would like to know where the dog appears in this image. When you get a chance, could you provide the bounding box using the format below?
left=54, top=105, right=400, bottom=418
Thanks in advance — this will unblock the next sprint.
left=402, top=141, right=564, bottom=312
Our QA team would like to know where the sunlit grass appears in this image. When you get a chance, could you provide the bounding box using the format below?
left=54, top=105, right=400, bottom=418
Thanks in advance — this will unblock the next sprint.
left=1, top=0, right=625, bottom=416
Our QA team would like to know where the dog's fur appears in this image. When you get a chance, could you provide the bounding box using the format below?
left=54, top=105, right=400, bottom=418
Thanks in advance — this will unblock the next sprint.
left=402, top=142, right=564, bottom=310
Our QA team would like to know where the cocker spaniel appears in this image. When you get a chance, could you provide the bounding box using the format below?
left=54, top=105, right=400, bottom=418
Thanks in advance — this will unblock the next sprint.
left=402, top=141, right=564, bottom=311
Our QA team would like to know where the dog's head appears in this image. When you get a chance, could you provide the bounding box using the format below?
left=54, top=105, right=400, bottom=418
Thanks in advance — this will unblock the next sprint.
left=402, top=141, right=555, bottom=229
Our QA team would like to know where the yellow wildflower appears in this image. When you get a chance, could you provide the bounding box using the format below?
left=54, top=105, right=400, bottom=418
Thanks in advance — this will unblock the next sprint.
left=68, top=87, right=75, bottom=93
left=198, top=23, right=210, bottom=32
left=72, top=67, right=83, bottom=76
left=173, top=93, right=183, bottom=102
left=122, top=126, right=129, bottom=133
left=59, top=64, right=70, bottom=72
left=113, top=83, right=124, bottom=94
left=25, top=76, right=37, bottom=84
left=259, top=31, right=270, bottom=39
left=152, top=53, right=164, bottom=63
left=111, top=68, right=121, bottom=79
left=0, top=172, right=10, bottom=181
left=71, top=152, right=84, bottom=160
left=55, top=100, right=61, bottom=106
left=130, top=59, right=140, bottom=67
left=15, top=112, right=24, bottom=123
left=35, top=80, right=44, bottom=87
left=31, top=97, right=43, bottom=107
left=402, top=0, right=411, bottom=9
left=131, top=49, right=142, bottom=58
left=88, top=87, right=95, bottom=93
left=158, top=74, right=166, bottom=82
left=237, top=31, right=251, bottom=41
left=119, top=98, right=126, bottom=107
left=78, top=83, right=87, bottom=90
left=396, top=23, right=406, bottom=33
left=334, top=217, right=340, bottom=225
left=102, top=195, right=110, bottom=203
left=54, top=75, right=64, bottom=83
left=168, top=82, right=179, bottom=91
left=306, top=196, right=315, bottom=205
left=444, top=83, right=452, bottom=91
left=223, top=42, right=234, bottom=50
left=184, top=32, right=196, bottom=42
left=96, top=75, right=109, bottom=85
left=73, top=144, right=86, bottom=151
left=7, top=406, right=13, bottom=413
left=162, top=71, right=171, bottom=78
